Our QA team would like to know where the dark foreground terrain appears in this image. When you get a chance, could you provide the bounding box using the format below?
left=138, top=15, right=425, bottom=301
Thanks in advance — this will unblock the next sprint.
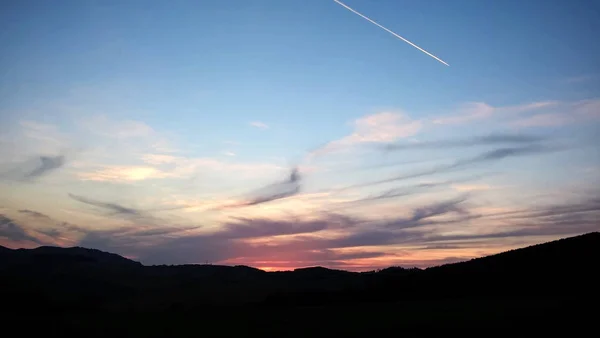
left=2, top=232, right=599, bottom=336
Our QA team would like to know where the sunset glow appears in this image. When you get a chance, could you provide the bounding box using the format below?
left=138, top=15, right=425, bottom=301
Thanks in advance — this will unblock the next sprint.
left=1, top=0, right=598, bottom=271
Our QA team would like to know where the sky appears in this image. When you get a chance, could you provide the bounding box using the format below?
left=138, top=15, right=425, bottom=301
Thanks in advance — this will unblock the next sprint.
left=1, top=0, right=599, bottom=271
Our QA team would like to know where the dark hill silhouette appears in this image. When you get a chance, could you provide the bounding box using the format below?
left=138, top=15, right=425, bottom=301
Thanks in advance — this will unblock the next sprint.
left=1, top=232, right=598, bottom=311
left=2, top=233, right=599, bottom=335
left=0, top=245, right=142, bottom=268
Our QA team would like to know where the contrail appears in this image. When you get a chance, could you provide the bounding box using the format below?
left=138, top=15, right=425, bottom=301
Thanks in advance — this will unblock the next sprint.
left=333, top=0, right=449, bottom=66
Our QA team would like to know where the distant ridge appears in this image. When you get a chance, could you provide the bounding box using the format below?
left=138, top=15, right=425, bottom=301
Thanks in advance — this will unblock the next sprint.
left=3, top=232, right=597, bottom=271
left=1, top=232, right=598, bottom=312
left=1, top=245, right=142, bottom=268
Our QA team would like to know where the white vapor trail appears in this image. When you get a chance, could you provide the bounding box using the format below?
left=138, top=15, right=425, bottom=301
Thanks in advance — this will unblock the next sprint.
left=333, top=0, right=449, bottom=66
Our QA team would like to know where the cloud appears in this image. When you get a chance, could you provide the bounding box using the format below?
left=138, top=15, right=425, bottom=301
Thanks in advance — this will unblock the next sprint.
left=17, top=120, right=70, bottom=153
left=220, top=216, right=339, bottom=239
left=26, top=207, right=198, bottom=242
left=511, top=113, right=572, bottom=127
left=139, top=154, right=284, bottom=180
left=387, top=195, right=469, bottom=229
left=0, top=155, right=66, bottom=182
left=220, top=167, right=301, bottom=208
left=432, top=101, right=558, bottom=125
left=0, top=214, right=45, bottom=245
left=348, top=144, right=557, bottom=190
left=417, top=195, right=600, bottom=245
left=68, top=193, right=141, bottom=217
left=340, top=176, right=480, bottom=206
left=76, top=165, right=172, bottom=182
left=510, top=99, right=600, bottom=127
left=146, top=197, right=468, bottom=265
left=18, top=209, right=52, bottom=220
left=464, top=144, right=547, bottom=163
left=24, top=155, right=65, bottom=179
left=311, top=112, right=421, bottom=156
left=82, top=115, right=155, bottom=139
left=432, top=102, right=495, bottom=125
left=451, top=184, right=491, bottom=192
left=130, top=213, right=356, bottom=265
left=383, top=133, right=545, bottom=151
left=250, top=121, right=269, bottom=129
left=429, top=98, right=599, bottom=127
left=4, top=191, right=592, bottom=270
left=67, top=193, right=192, bottom=227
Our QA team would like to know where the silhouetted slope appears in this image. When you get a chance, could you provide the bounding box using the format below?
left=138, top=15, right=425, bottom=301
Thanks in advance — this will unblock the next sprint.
left=0, top=232, right=598, bottom=312
left=263, top=232, right=600, bottom=305
left=4, top=245, right=142, bottom=267
left=392, top=232, right=600, bottom=301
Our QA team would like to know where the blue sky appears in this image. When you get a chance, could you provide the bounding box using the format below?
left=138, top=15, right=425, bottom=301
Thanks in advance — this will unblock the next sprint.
left=1, top=0, right=599, bottom=270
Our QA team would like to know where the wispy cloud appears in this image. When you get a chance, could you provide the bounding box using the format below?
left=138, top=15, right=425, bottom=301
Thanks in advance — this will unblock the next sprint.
left=510, top=99, right=600, bottom=127
left=18, top=209, right=52, bottom=220
left=339, top=177, right=482, bottom=206
left=24, top=155, right=65, bottom=179
left=383, top=133, right=545, bottom=152
left=432, top=102, right=495, bottom=125
left=221, top=167, right=301, bottom=208
left=430, top=99, right=600, bottom=128
left=311, top=112, right=421, bottom=156
left=0, top=155, right=66, bottom=182
left=76, top=165, right=172, bottom=182
left=250, top=121, right=269, bottom=129
left=139, top=154, right=284, bottom=181
left=451, top=184, right=492, bottom=192
left=0, top=214, right=46, bottom=245
left=350, top=144, right=558, bottom=189
left=68, top=193, right=141, bottom=217
left=81, top=115, right=155, bottom=139
left=432, top=101, right=558, bottom=125
left=4, top=190, right=594, bottom=270
left=511, top=113, right=572, bottom=127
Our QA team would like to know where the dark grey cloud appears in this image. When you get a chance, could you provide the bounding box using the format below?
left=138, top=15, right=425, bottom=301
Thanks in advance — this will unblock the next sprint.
left=18, top=209, right=51, bottom=219
left=417, top=195, right=600, bottom=244
left=67, top=193, right=194, bottom=229
left=126, top=226, right=201, bottom=237
left=66, top=196, right=470, bottom=266
left=14, top=205, right=197, bottom=244
left=0, top=155, right=66, bottom=182
left=68, top=193, right=141, bottom=216
left=220, top=217, right=332, bottom=239
left=0, top=214, right=44, bottom=245
left=222, top=167, right=301, bottom=208
left=383, top=133, right=546, bottom=152
left=25, top=155, right=65, bottom=179
left=391, top=195, right=469, bottom=228
left=36, top=228, right=63, bottom=238
left=350, top=144, right=558, bottom=190
left=340, top=175, right=483, bottom=206
left=8, top=190, right=593, bottom=270
left=463, top=144, right=549, bottom=164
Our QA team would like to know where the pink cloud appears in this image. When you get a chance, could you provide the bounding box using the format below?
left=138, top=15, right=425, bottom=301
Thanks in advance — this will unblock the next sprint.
left=311, top=112, right=421, bottom=156
left=432, top=100, right=559, bottom=125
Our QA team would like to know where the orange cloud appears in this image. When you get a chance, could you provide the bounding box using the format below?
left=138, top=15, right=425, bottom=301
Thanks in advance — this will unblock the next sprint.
left=77, top=166, right=172, bottom=182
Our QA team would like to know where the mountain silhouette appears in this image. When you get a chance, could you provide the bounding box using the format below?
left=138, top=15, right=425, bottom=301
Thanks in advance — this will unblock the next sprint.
left=2, top=233, right=598, bottom=335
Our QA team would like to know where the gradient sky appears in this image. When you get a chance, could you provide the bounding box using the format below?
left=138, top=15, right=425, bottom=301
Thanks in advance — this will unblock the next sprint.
left=1, top=0, right=599, bottom=271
